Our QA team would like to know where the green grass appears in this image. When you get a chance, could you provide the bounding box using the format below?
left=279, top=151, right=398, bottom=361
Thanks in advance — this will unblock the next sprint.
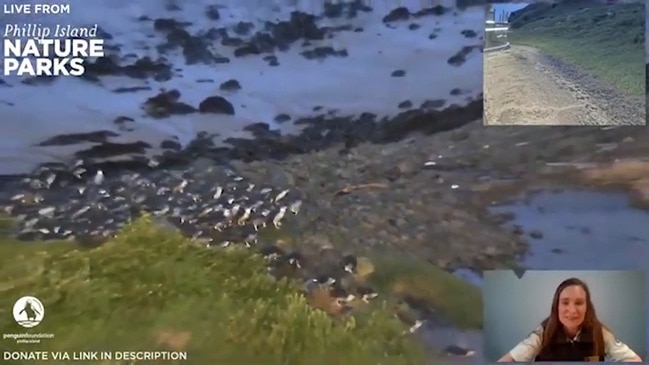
left=368, top=253, right=483, bottom=330
left=508, top=1, right=645, bottom=97
left=0, top=216, right=483, bottom=364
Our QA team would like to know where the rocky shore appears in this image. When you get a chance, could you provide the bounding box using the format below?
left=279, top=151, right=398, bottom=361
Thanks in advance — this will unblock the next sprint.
left=2, top=1, right=647, bottom=360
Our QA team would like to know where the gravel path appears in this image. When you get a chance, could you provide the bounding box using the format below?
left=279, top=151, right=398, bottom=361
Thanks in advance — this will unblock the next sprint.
left=484, top=45, right=645, bottom=126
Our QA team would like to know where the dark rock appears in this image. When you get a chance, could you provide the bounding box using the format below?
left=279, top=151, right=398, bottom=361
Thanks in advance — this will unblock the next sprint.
left=214, top=56, right=230, bottom=64
left=196, top=78, right=214, bottom=83
left=21, top=75, right=57, bottom=86
left=221, top=36, right=245, bottom=47
left=122, top=57, right=173, bottom=81
left=263, top=54, right=280, bottom=66
left=234, top=45, right=260, bottom=57
left=205, top=5, right=220, bottom=20
left=182, top=37, right=217, bottom=65
left=83, top=56, right=121, bottom=76
left=143, top=89, right=196, bottom=118
left=350, top=0, right=373, bottom=13
left=383, top=7, right=410, bottom=22
left=37, top=131, right=120, bottom=146
left=301, top=47, right=348, bottom=60
left=398, top=100, right=413, bottom=109
left=263, top=55, right=278, bottom=63
left=153, top=18, right=181, bottom=32
left=233, top=21, right=254, bottom=36
left=74, top=141, right=152, bottom=160
left=274, top=113, right=291, bottom=123
left=249, top=32, right=278, bottom=53
left=429, top=33, right=438, bottom=39
left=529, top=230, right=544, bottom=239
left=461, top=29, right=478, bottom=38
left=112, top=86, right=151, bottom=93
left=160, top=139, right=182, bottom=151
left=377, top=98, right=483, bottom=143
left=421, top=99, right=446, bottom=109
left=225, top=135, right=306, bottom=162
left=243, top=122, right=271, bottom=134
left=219, top=79, right=241, bottom=91
left=268, top=11, right=325, bottom=47
left=450, top=88, right=462, bottom=96
left=408, top=23, right=421, bottom=30
left=354, top=27, right=364, bottom=32
left=447, top=46, right=478, bottom=67
left=324, top=3, right=344, bottom=18
left=198, top=96, right=235, bottom=115
left=414, top=5, right=447, bottom=17
left=391, top=69, right=406, bottom=77
left=113, top=116, right=135, bottom=124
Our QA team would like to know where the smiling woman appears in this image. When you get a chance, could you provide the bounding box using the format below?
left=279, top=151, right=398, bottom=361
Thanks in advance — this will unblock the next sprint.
left=497, top=277, right=643, bottom=362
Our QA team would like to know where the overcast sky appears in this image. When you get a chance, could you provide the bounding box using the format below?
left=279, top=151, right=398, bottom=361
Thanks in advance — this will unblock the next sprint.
left=491, top=3, right=528, bottom=22
left=492, top=3, right=529, bottom=14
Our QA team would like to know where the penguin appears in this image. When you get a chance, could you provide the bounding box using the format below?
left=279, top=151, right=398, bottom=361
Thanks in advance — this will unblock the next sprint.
left=289, top=199, right=302, bottom=215
left=237, top=207, right=253, bottom=226
left=330, top=286, right=356, bottom=304
left=94, top=170, right=105, bottom=185
left=313, top=274, right=336, bottom=287
left=357, top=286, right=378, bottom=303
left=252, top=217, right=267, bottom=231
left=341, top=255, right=358, bottom=274
left=259, top=245, right=284, bottom=262
left=285, top=251, right=305, bottom=270
left=273, top=189, right=290, bottom=203
left=272, top=206, right=288, bottom=228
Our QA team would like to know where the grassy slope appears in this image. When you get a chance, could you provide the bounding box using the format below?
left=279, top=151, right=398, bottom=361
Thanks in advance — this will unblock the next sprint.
left=0, top=216, right=482, bottom=364
left=508, top=1, right=645, bottom=97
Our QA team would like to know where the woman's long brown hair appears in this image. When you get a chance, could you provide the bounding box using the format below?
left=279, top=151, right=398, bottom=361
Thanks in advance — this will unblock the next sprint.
left=539, top=278, right=606, bottom=358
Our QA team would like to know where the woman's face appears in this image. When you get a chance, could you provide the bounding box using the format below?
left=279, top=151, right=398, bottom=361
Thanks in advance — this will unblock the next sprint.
left=558, top=285, right=587, bottom=331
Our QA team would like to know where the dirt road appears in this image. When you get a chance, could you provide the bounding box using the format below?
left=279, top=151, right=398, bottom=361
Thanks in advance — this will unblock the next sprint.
left=484, top=45, right=646, bottom=126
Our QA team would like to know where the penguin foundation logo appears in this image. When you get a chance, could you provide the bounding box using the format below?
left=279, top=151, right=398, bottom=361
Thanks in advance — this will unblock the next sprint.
left=13, top=296, right=45, bottom=328
left=3, top=24, right=105, bottom=76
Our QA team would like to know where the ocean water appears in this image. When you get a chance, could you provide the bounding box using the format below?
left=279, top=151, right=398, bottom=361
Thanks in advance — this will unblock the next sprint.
left=0, top=0, right=485, bottom=175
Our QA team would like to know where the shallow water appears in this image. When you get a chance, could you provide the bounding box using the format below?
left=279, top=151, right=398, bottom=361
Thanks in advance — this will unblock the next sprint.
left=490, top=189, right=649, bottom=271
left=429, top=189, right=649, bottom=364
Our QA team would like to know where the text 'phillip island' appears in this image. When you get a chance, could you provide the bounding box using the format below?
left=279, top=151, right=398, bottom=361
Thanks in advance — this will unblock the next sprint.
left=2, top=3, right=106, bottom=77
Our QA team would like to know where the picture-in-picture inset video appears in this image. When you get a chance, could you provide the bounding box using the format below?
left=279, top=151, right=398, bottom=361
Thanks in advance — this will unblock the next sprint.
left=483, top=0, right=646, bottom=126
left=483, top=269, right=647, bottom=363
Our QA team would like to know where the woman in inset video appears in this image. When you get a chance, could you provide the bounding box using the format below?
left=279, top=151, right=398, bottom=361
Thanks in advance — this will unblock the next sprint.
left=498, top=277, right=643, bottom=362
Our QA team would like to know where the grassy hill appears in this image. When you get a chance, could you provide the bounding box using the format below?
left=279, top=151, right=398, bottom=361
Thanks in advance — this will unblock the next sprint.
left=507, top=0, right=645, bottom=97
left=0, top=216, right=482, bottom=364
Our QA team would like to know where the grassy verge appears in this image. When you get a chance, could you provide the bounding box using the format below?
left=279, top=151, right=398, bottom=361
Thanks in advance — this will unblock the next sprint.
left=508, top=2, right=645, bottom=97
left=368, top=253, right=483, bottom=330
left=0, top=217, right=431, bottom=364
